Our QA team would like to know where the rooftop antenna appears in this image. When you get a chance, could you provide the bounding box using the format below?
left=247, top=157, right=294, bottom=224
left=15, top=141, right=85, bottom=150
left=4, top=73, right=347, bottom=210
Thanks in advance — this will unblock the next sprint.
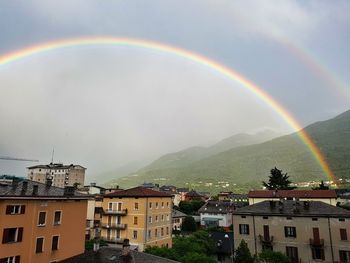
left=51, top=148, right=55, bottom=164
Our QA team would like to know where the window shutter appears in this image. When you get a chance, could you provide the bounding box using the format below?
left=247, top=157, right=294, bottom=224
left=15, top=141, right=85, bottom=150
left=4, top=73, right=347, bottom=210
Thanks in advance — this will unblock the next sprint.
left=340, top=228, right=347, bottom=241
left=17, top=228, right=23, bottom=242
left=6, top=205, right=12, bottom=214
left=20, top=205, right=25, bottom=214
left=247, top=225, right=250, bottom=235
left=2, top=229, right=9, bottom=243
left=15, top=256, right=21, bottom=263
left=239, top=225, right=242, bottom=234
left=284, top=227, right=288, bottom=237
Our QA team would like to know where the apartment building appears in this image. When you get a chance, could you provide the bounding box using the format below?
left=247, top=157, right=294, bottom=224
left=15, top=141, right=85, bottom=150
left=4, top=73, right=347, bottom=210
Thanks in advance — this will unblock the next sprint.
left=100, top=186, right=173, bottom=251
left=233, top=200, right=350, bottom=263
left=0, top=179, right=89, bottom=263
left=27, top=163, right=86, bottom=188
left=198, top=201, right=235, bottom=229
left=248, top=190, right=337, bottom=206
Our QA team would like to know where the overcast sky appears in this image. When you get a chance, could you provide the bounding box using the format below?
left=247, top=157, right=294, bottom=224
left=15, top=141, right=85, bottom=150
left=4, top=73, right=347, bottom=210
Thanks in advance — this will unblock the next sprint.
left=0, top=1, right=349, bottom=181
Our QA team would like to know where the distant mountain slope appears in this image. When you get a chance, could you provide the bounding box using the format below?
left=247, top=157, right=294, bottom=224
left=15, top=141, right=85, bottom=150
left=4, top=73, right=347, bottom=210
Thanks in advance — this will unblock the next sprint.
left=113, top=110, right=350, bottom=191
left=140, top=130, right=280, bottom=172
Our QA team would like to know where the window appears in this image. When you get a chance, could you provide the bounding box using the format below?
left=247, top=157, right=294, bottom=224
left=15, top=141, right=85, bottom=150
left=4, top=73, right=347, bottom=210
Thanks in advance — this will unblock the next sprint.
left=286, top=217, right=292, bottom=220
left=156, top=202, right=159, bottom=209
left=340, top=229, right=348, bottom=241
left=155, top=216, right=158, bottom=222
left=284, top=226, right=296, bottom=238
left=161, top=202, right=164, bottom=208
left=167, top=202, right=169, bottom=208
left=339, top=218, right=345, bottom=222
left=54, top=211, right=61, bottom=225
left=166, top=215, right=169, bottom=221
left=133, top=216, right=138, bottom=225
left=155, top=229, right=158, bottom=237
left=339, top=250, right=350, bottom=262
left=239, top=224, right=249, bottom=235
left=6, top=205, right=25, bottom=215
left=312, top=218, right=318, bottom=221
left=149, top=202, right=152, bottom=209
left=38, top=212, right=46, bottom=226
left=166, top=227, right=169, bottom=235
left=149, top=216, right=152, bottom=223
left=133, top=230, right=137, bottom=239
left=311, top=247, right=325, bottom=260
left=52, top=236, right=59, bottom=251
left=263, top=216, right=268, bottom=219
left=0, top=256, right=20, bottom=263
left=134, top=203, right=139, bottom=210
left=241, top=216, right=246, bottom=218
left=2, top=228, right=23, bottom=243
left=148, top=230, right=152, bottom=239
left=161, top=228, right=164, bottom=236
left=35, top=237, right=44, bottom=253
left=161, top=215, right=164, bottom=221
left=286, top=246, right=299, bottom=263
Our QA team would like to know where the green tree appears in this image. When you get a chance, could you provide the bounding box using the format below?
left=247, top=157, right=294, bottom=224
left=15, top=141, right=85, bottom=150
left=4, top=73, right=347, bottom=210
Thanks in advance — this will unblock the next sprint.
left=312, top=180, right=329, bottom=190
left=181, top=216, right=197, bottom=232
left=256, top=250, right=290, bottom=263
left=262, top=167, right=295, bottom=190
left=234, top=240, right=254, bottom=263
left=179, top=201, right=193, bottom=214
left=183, top=252, right=217, bottom=263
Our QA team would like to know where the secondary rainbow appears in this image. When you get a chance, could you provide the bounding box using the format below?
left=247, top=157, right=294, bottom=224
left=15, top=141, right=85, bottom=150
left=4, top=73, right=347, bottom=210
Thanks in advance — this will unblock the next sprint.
left=0, top=36, right=335, bottom=181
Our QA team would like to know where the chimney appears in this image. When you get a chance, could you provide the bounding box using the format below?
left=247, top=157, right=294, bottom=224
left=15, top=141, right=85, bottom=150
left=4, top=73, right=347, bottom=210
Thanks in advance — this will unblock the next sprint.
left=21, top=181, right=28, bottom=194
left=121, top=239, right=132, bottom=263
left=64, top=186, right=75, bottom=196
left=12, top=178, right=20, bottom=188
left=46, top=176, right=53, bottom=187
left=32, top=185, right=39, bottom=196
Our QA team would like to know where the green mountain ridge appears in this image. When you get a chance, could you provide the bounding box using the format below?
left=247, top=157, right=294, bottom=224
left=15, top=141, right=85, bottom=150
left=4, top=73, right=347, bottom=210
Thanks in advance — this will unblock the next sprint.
left=111, top=110, right=350, bottom=192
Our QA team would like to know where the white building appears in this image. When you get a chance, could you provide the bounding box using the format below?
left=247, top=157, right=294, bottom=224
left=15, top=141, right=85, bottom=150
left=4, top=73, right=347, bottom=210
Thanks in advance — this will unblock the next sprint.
left=27, top=163, right=86, bottom=188
left=198, top=201, right=235, bottom=229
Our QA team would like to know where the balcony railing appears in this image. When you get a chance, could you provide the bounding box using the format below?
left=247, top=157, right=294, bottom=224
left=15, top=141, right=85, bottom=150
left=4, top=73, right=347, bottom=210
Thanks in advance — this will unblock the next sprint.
left=103, top=209, right=127, bottom=215
left=101, top=237, right=125, bottom=244
left=101, top=223, right=127, bottom=230
left=309, top=238, right=324, bottom=247
left=258, top=235, right=274, bottom=244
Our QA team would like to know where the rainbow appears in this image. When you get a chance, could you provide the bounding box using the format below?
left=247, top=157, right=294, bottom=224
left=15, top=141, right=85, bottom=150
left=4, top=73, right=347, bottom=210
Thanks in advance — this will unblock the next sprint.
left=0, top=36, right=335, bottom=181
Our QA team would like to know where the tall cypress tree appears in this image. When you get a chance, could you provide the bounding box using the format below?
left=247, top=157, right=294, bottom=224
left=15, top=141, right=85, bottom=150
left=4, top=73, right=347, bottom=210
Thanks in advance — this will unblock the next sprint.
left=234, top=240, right=254, bottom=263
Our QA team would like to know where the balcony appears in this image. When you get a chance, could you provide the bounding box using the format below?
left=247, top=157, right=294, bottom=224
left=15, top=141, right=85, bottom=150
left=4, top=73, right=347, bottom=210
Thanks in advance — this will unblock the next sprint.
left=309, top=238, right=324, bottom=247
left=101, top=237, right=125, bottom=244
left=259, top=234, right=274, bottom=244
left=103, top=209, right=127, bottom=216
left=101, top=223, right=127, bottom=230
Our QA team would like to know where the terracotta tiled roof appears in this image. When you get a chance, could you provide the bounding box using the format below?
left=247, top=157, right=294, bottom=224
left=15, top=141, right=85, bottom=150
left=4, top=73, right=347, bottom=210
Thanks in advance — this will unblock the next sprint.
left=248, top=190, right=337, bottom=199
left=105, top=186, right=172, bottom=198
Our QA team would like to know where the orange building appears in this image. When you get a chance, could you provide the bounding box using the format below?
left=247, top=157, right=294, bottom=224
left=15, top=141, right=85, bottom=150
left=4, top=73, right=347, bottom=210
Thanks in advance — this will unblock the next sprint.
left=100, top=187, right=173, bottom=251
left=0, top=179, right=89, bottom=263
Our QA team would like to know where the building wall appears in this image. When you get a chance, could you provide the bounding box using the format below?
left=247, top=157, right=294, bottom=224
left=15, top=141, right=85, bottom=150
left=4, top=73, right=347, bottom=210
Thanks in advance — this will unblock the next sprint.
left=28, top=166, right=85, bottom=188
left=100, top=196, right=172, bottom=251
left=233, top=214, right=350, bottom=263
left=248, top=197, right=337, bottom=206
left=0, top=199, right=87, bottom=263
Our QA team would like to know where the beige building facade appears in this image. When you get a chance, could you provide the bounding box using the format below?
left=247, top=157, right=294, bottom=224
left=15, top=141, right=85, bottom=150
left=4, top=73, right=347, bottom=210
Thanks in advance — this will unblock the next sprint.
left=233, top=200, right=350, bottom=263
left=27, top=163, right=86, bottom=188
left=100, top=186, right=173, bottom=251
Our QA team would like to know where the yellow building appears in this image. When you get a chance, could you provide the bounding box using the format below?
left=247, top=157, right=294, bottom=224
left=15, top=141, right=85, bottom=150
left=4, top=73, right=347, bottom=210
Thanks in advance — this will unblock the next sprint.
left=0, top=179, right=89, bottom=263
left=100, top=186, right=173, bottom=251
